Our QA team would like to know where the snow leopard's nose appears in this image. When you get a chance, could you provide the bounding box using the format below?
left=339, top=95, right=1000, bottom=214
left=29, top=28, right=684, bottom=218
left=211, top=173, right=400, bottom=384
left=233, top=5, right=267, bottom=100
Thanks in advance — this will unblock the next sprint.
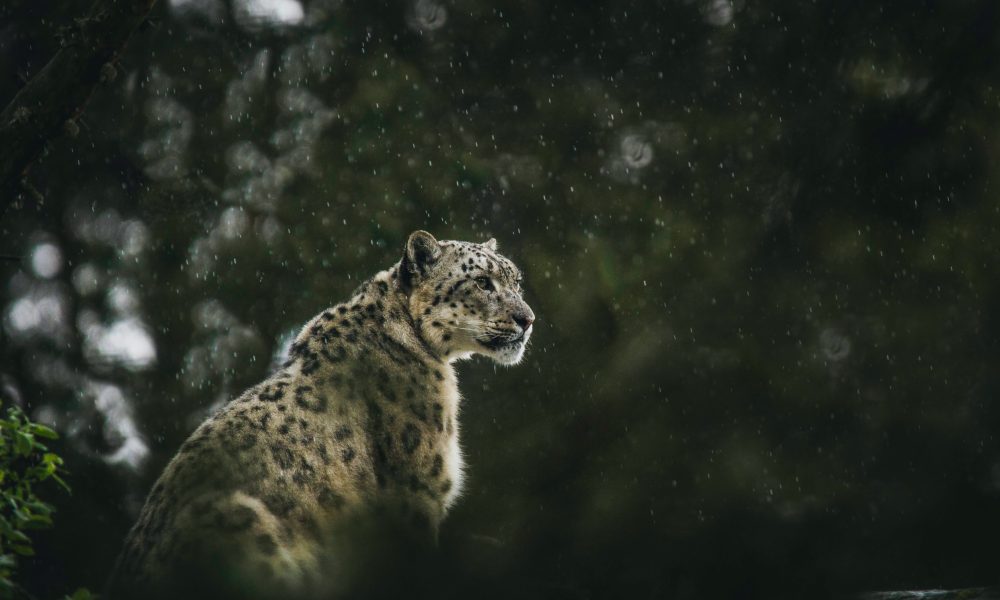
left=513, top=312, right=534, bottom=331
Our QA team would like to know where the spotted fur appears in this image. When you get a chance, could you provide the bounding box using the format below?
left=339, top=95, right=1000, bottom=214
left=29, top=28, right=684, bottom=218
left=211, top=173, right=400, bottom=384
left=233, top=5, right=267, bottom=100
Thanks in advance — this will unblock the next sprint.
left=107, top=231, right=535, bottom=598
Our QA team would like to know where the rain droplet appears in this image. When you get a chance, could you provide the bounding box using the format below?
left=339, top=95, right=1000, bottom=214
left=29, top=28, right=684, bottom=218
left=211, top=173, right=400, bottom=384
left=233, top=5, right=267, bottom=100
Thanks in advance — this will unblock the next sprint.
left=703, top=0, right=735, bottom=27
left=621, top=134, right=654, bottom=169
left=408, top=0, right=447, bottom=32
left=819, top=328, right=851, bottom=362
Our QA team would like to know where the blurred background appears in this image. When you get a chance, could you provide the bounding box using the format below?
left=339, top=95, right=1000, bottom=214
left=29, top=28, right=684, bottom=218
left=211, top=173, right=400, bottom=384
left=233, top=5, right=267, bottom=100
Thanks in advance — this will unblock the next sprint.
left=2, top=0, right=1000, bottom=597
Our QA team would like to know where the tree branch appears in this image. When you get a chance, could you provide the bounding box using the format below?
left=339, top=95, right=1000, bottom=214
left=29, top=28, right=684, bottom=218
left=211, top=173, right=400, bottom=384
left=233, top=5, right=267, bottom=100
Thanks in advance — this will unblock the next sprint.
left=0, top=0, right=158, bottom=210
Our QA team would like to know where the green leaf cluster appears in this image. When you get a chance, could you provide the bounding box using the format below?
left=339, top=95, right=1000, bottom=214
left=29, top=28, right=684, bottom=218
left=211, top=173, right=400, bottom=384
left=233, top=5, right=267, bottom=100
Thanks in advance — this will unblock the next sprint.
left=0, top=401, right=69, bottom=596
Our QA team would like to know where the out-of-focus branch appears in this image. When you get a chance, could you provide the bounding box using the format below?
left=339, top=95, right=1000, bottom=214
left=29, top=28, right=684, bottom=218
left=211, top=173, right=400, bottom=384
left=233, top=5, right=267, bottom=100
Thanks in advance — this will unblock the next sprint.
left=0, top=0, right=158, bottom=211
left=860, top=588, right=1000, bottom=600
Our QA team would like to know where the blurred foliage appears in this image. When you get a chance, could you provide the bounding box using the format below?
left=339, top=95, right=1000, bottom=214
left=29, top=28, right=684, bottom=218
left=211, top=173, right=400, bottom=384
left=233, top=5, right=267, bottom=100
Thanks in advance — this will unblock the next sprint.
left=2, top=0, right=1000, bottom=598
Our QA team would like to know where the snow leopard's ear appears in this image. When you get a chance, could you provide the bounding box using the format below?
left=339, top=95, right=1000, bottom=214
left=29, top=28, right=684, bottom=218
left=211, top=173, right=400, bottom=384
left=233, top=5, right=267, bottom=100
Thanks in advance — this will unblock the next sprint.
left=482, top=238, right=497, bottom=251
left=400, top=230, right=441, bottom=289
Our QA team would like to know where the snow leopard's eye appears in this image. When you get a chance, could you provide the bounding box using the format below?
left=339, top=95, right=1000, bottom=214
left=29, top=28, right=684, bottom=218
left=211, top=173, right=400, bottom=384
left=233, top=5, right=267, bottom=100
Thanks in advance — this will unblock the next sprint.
left=474, top=276, right=494, bottom=292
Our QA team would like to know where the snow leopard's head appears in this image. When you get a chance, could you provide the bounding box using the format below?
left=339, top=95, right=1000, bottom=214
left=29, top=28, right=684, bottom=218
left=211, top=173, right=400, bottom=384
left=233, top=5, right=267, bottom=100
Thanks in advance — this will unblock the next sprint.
left=399, top=230, right=534, bottom=365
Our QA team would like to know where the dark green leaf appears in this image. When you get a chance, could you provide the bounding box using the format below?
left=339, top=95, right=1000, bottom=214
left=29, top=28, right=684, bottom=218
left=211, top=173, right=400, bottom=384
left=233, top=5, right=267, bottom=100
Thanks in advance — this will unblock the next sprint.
left=27, top=424, right=58, bottom=440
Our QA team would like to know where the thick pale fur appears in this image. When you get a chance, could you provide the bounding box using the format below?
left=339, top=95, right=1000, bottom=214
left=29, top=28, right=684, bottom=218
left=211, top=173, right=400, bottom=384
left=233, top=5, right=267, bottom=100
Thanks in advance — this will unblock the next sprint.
left=107, top=231, right=534, bottom=599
